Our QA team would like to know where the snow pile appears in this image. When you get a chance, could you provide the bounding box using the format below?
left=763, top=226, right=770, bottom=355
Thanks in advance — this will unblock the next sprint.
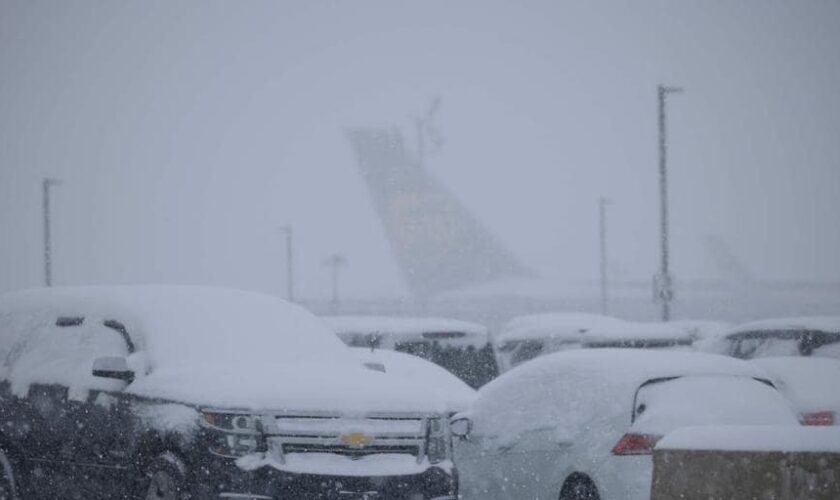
left=752, top=357, right=840, bottom=417
left=324, top=315, right=488, bottom=348
left=0, top=286, right=447, bottom=413
left=350, top=348, right=477, bottom=413
left=657, top=425, right=840, bottom=453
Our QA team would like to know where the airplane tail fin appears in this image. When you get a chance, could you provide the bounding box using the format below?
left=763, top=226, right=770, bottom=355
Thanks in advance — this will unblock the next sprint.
left=347, top=127, right=533, bottom=298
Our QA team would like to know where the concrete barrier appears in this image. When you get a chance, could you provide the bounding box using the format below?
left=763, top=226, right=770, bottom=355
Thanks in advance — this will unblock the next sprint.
left=651, top=449, right=840, bottom=500
left=651, top=426, right=840, bottom=500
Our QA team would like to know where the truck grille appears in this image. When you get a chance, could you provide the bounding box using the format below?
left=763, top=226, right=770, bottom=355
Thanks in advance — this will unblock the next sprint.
left=265, top=413, right=430, bottom=463
left=281, top=443, right=420, bottom=457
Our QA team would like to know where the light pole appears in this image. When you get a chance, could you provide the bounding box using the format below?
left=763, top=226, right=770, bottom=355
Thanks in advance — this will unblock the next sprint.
left=277, top=225, right=295, bottom=302
left=655, top=84, right=683, bottom=321
left=42, top=178, right=61, bottom=287
left=323, top=254, right=347, bottom=312
left=599, top=197, right=612, bottom=315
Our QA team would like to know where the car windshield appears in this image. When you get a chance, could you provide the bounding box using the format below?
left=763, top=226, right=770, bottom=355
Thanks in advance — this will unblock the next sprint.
left=728, top=330, right=840, bottom=359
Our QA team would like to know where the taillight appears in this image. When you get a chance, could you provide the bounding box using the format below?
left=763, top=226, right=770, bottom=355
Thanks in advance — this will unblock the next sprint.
left=802, top=411, right=835, bottom=426
left=611, top=433, right=662, bottom=455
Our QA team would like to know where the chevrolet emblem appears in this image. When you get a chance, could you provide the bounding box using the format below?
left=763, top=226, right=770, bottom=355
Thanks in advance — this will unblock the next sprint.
left=340, top=432, right=374, bottom=448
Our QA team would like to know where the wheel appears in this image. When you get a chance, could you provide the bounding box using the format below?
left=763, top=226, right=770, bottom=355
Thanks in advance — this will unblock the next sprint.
left=139, top=452, right=190, bottom=500
left=0, top=448, right=19, bottom=500
left=559, top=473, right=600, bottom=500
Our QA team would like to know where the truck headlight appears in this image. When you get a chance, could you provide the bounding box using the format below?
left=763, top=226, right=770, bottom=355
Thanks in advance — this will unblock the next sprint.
left=426, top=418, right=448, bottom=464
left=202, top=411, right=258, bottom=432
left=209, top=433, right=259, bottom=458
left=201, top=410, right=262, bottom=458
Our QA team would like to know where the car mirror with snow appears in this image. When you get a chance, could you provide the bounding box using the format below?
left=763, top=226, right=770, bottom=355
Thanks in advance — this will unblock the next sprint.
left=92, top=356, right=135, bottom=383
left=450, top=417, right=471, bottom=439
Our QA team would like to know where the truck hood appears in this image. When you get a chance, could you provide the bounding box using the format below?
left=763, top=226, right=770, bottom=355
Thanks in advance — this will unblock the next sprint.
left=126, top=360, right=447, bottom=414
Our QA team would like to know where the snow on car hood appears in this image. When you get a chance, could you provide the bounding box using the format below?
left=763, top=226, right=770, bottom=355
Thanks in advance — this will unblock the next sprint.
left=351, top=348, right=477, bottom=413
left=127, top=361, right=447, bottom=413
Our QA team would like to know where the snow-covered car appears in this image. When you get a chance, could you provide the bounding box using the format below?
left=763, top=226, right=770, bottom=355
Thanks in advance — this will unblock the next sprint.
left=351, top=348, right=477, bottom=414
left=493, top=313, right=693, bottom=373
left=718, top=316, right=840, bottom=360
left=324, top=315, right=496, bottom=388
left=450, top=350, right=800, bottom=500
left=0, top=287, right=458, bottom=500
left=752, top=357, right=840, bottom=426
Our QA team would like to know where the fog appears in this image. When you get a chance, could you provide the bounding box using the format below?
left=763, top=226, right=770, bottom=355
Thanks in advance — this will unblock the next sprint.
left=1, top=0, right=839, bottom=309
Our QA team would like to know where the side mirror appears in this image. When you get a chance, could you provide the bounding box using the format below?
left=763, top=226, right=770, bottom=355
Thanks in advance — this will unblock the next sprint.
left=450, top=417, right=472, bottom=439
left=92, top=357, right=135, bottom=383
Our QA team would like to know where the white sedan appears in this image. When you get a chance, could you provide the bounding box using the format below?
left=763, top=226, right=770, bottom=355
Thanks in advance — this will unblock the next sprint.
left=451, top=350, right=800, bottom=500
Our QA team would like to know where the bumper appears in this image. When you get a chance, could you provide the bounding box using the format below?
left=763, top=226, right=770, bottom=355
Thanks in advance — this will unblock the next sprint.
left=197, top=455, right=458, bottom=500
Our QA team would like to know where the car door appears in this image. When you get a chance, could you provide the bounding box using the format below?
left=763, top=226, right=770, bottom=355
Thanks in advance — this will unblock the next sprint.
left=453, top=430, right=509, bottom=500
left=493, top=425, right=573, bottom=499
left=5, top=314, right=136, bottom=497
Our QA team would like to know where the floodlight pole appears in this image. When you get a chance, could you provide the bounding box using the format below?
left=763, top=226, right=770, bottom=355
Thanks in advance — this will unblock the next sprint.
left=278, top=225, right=295, bottom=302
left=599, top=197, right=611, bottom=315
left=42, top=178, right=61, bottom=287
left=324, top=254, right=347, bottom=312
left=656, top=84, right=683, bottom=321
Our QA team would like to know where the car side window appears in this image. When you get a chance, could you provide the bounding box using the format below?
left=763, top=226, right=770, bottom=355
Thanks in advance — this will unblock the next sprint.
left=6, top=315, right=134, bottom=401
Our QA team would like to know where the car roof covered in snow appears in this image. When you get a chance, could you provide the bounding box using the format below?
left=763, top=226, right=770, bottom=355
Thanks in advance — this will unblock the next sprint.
left=350, top=348, right=477, bottom=413
left=582, top=322, right=693, bottom=346
left=496, top=312, right=625, bottom=343
left=324, top=315, right=488, bottom=348
left=497, top=313, right=692, bottom=346
left=467, top=349, right=773, bottom=445
left=485, top=349, right=769, bottom=398
left=0, top=286, right=448, bottom=413
left=725, top=316, right=840, bottom=338
left=0, top=285, right=348, bottom=365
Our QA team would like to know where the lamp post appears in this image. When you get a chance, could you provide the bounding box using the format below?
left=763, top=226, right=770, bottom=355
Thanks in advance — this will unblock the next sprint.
left=323, top=254, right=347, bottom=312
left=599, top=197, right=612, bottom=315
left=42, top=178, right=62, bottom=287
left=655, top=84, right=683, bottom=321
left=277, top=225, right=295, bottom=302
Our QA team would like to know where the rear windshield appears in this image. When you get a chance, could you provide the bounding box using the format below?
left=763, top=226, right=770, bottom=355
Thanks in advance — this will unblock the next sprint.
left=630, top=375, right=798, bottom=435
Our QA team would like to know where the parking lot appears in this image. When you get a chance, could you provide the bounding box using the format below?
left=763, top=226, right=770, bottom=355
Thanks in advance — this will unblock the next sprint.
left=2, top=0, right=840, bottom=498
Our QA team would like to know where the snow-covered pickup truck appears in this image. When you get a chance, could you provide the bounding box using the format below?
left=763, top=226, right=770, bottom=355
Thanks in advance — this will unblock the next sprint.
left=0, top=286, right=457, bottom=500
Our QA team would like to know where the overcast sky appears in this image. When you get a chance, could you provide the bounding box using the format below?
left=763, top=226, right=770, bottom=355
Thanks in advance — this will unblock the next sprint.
left=1, top=0, right=839, bottom=300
